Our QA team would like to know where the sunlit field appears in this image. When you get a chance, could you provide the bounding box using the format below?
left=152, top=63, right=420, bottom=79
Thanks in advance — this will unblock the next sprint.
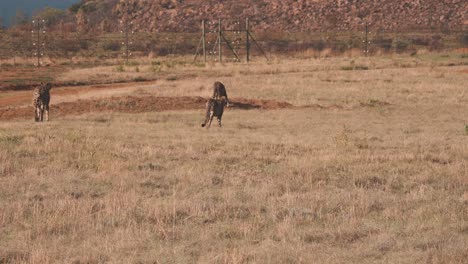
left=0, top=54, right=467, bottom=263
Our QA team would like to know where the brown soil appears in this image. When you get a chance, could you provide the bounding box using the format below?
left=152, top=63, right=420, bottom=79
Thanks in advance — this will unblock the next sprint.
left=0, top=96, right=293, bottom=121
left=0, top=82, right=157, bottom=108
left=0, top=66, right=65, bottom=90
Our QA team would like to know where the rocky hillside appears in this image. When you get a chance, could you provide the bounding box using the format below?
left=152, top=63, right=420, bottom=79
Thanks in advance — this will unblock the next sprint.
left=73, top=0, right=467, bottom=32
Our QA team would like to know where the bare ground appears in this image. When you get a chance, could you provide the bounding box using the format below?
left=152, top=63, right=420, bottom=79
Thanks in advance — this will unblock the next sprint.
left=0, top=95, right=294, bottom=121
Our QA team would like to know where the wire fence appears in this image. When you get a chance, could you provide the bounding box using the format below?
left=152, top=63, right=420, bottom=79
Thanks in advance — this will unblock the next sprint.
left=0, top=24, right=467, bottom=65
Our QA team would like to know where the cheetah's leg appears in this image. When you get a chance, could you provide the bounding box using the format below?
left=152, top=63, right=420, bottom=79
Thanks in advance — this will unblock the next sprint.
left=34, top=106, right=39, bottom=122
left=201, top=101, right=212, bottom=127
left=45, top=104, right=49, bottom=122
left=207, top=111, right=215, bottom=129
left=218, top=104, right=224, bottom=127
left=39, top=105, right=44, bottom=122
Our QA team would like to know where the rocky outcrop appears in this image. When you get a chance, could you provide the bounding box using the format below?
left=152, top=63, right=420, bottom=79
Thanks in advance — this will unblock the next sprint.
left=75, top=0, right=467, bottom=32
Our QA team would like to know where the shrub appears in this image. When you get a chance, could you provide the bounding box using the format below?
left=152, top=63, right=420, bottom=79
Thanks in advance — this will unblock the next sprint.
left=126, top=61, right=139, bottom=66
left=81, top=2, right=97, bottom=13
left=341, top=65, right=369, bottom=71
left=373, top=37, right=393, bottom=51
left=150, top=65, right=161, bottom=73
left=115, top=65, right=125, bottom=72
left=429, top=35, right=443, bottom=51
left=101, top=40, right=121, bottom=51
left=35, top=7, right=66, bottom=27
left=311, top=39, right=327, bottom=51
left=411, top=37, right=430, bottom=46
left=166, top=75, right=178, bottom=81
left=332, top=42, right=348, bottom=53
left=55, top=39, right=82, bottom=53
left=161, top=0, right=176, bottom=9
left=155, top=47, right=170, bottom=56
left=393, top=39, right=411, bottom=53
left=459, top=32, right=468, bottom=47
left=347, top=34, right=362, bottom=49
left=69, top=2, right=84, bottom=13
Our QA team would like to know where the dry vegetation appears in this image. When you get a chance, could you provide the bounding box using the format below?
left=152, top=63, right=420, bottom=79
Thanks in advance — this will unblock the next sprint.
left=0, top=54, right=467, bottom=263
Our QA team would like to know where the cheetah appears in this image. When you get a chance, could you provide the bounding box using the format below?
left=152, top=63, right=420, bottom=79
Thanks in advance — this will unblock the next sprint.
left=212, top=81, right=230, bottom=106
left=32, top=82, right=52, bottom=122
left=201, top=98, right=227, bottom=128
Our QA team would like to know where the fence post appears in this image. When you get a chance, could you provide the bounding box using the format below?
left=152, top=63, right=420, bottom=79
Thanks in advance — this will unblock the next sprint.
left=246, top=18, right=250, bottom=63
left=364, top=21, right=369, bottom=57
left=202, top=20, right=206, bottom=63
left=32, top=18, right=46, bottom=67
left=125, top=20, right=129, bottom=63
left=218, top=19, right=222, bottom=62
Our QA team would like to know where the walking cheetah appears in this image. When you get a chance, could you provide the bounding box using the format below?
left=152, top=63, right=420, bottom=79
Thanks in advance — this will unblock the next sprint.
left=201, top=98, right=227, bottom=128
left=32, top=82, right=52, bottom=122
left=212, top=81, right=230, bottom=105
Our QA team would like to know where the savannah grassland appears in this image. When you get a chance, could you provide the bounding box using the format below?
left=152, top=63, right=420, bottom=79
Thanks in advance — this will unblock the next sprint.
left=0, top=54, right=467, bottom=263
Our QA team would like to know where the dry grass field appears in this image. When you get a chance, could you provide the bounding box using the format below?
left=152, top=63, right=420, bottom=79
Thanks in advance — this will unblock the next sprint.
left=0, top=54, right=467, bottom=263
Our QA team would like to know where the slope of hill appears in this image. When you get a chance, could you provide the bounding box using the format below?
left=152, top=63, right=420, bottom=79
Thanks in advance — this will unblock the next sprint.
left=73, top=0, right=467, bottom=33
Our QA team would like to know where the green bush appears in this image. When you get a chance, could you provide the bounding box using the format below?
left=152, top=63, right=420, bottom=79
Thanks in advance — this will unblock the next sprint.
left=429, top=35, right=443, bottom=51
left=341, top=65, right=369, bottom=71
left=459, top=32, right=468, bottom=47
left=101, top=40, right=121, bottom=51
left=81, top=2, right=97, bottom=13
left=69, top=2, right=84, bottom=13
left=134, top=77, right=147, bottom=82
left=35, top=7, right=66, bottom=26
left=373, top=37, right=393, bottom=51
left=115, top=65, right=125, bottom=72
left=393, top=39, right=411, bottom=53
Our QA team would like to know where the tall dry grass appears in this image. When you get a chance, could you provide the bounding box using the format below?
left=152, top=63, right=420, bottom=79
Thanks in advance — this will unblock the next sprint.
left=0, top=55, right=467, bottom=263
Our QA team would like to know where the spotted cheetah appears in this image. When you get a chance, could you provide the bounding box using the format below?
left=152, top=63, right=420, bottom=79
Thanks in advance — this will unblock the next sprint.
left=212, top=81, right=230, bottom=105
left=32, top=82, right=52, bottom=122
left=201, top=98, right=227, bottom=128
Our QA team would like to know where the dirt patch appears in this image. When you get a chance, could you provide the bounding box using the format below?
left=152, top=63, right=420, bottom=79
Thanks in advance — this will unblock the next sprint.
left=0, top=96, right=293, bottom=121
left=359, top=99, right=391, bottom=108
left=0, top=65, right=65, bottom=90
left=301, top=104, right=346, bottom=110
left=0, top=81, right=158, bottom=108
left=0, top=79, right=159, bottom=92
left=0, top=64, right=159, bottom=92
left=232, top=98, right=293, bottom=110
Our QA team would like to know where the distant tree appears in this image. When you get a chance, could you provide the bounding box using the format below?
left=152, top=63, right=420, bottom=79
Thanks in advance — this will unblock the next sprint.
left=460, top=32, right=468, bottom=47
left=34, top=7, right=67, bottom=27
left=4, top=29, right=31, bottom=59
left=11, top=9, right=29, bottom=27
left=69, top=1, right=86, bottom=14
left=0, top=17, right=4, bottom=29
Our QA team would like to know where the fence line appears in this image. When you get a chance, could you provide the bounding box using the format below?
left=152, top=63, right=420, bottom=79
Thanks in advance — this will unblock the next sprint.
left=0, top=24, right=466, bottom=64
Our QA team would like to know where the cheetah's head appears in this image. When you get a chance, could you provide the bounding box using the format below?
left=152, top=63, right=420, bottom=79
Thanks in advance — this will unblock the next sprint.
left=40, top=82, right=52, bottom=90
left=44, top=82, right=52, bottom=91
